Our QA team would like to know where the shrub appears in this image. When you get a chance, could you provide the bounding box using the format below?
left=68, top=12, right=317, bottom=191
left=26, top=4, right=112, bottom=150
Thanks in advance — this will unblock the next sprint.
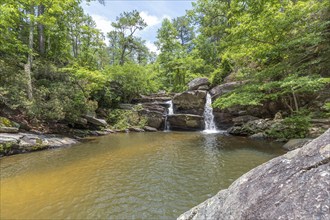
left=107, top=107, right=147, bottom=130
left=266, top=111, right=311, bottom=139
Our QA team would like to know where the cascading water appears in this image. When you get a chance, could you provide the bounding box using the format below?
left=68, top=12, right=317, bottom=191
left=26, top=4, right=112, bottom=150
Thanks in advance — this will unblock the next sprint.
left=164, top=100, right=173, bottom=131
left=203, top=93, right=218, bottom=133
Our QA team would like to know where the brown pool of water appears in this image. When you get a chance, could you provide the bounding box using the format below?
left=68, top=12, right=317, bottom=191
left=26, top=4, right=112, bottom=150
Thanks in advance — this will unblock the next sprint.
left=0, top=132, right=284, bottom=219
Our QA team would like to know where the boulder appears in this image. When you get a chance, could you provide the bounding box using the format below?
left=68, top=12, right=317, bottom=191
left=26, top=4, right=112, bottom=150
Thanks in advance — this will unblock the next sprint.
left=143, top=126, right=158, bottom=132
left=173, top=90, right=207, bottom=116
left=168, top=114, right=204, bottom=131
left=188, top=78, right=210, bottom=91
left=178, top=129, right=330, bottom=220
left=197, top=85, right=209, bottom=90
left=282, top=138, right=312, bottom=151
left=232, top=115, right=259, bottom=126
left=139, top=110, right=164, bottom=130
left=249, top=132, right=267, bottom=140
left=84, top=115, right=108, bottom=127
left=209, top=81, right=244, bottom=100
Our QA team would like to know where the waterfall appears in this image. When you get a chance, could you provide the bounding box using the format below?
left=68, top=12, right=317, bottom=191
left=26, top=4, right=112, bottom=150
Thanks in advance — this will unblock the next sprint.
left=203, top=93, right=218, bottom=133
left=164, top=100, right=173, bottom=131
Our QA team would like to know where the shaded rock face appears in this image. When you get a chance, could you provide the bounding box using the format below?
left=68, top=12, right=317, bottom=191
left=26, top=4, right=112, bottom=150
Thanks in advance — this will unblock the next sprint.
left=178, top=129, right=330, bottom=220
left=173, top=90, right=207, bottom=116
left=168, top=114, right=204, bottom=131
left=139, top=110, right=164, bottom=130
left=188, top=78, right=210, bottom=91
left=213, top=111, right=235, bottom=129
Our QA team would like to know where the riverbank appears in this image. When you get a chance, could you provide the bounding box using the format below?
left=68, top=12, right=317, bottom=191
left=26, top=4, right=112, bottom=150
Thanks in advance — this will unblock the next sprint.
left=0, top=126, right=161, bottom=157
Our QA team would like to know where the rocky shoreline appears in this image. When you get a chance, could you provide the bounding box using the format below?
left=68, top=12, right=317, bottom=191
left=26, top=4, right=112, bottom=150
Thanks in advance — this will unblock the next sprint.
left=178, top=129, right=330, bottom=220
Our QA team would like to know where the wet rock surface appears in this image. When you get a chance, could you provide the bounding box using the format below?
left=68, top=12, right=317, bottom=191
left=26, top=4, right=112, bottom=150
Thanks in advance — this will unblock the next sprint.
left=178, top=129, right=330, bottom=220
left=168, top=114, right=204, bottom=131
left=173, top=90, right=207, bottom=116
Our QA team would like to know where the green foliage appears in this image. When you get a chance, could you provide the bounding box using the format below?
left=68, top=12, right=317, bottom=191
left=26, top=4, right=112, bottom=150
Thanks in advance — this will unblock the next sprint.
left=107, top=64, right=160, bottom=102
left=0, top=117, right=19, bottom=128
left=108, top=10, right=151, bottom=65
left=201, top=0, right=330, bottom=113
left=323, top=102, right=330, bottom=116
left=0, top=142, right=14, bottom=155
left=266, top=112, right=311, bottom=139
left=0, top=58, right=30, bottom=109
left=210, top=57, right=233, bottom=86
left=107, top=107, right=147, bottom=130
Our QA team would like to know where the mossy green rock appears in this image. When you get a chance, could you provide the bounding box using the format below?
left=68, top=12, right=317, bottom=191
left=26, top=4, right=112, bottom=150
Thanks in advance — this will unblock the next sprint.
left=0, top=117, right=20, bottom=133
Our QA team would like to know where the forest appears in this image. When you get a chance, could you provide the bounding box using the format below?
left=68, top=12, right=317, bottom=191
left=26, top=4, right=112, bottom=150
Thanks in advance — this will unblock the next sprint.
left=0, top=0, right=329, bottom=136
left=1, top=1, right=330, bottom=219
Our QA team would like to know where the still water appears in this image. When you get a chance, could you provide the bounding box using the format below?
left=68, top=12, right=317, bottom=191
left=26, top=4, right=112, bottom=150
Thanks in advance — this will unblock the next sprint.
left=0, top=132, right=284, bottom=219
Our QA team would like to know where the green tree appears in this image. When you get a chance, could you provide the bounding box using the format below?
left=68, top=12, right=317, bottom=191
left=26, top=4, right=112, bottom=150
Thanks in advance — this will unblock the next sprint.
left=108, top=10, right=148, bottom=65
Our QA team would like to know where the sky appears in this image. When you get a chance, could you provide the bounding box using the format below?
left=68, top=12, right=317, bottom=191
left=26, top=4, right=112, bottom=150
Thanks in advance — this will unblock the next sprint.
left=81, top=0, right=195, bottom=53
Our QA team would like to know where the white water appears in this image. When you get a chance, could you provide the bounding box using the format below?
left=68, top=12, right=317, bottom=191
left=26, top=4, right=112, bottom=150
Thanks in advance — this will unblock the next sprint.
left=164, top=100, right=173, bottom=131
left=203, top=93, right=219, bottom=134
left=167, top=100, right=174, bottom=115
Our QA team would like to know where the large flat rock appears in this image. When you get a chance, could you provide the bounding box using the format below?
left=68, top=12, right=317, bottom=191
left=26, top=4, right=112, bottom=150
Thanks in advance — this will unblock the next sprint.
left=178, top=129, right=330, bottom=220
left=0, top=133, right=78, bottom=157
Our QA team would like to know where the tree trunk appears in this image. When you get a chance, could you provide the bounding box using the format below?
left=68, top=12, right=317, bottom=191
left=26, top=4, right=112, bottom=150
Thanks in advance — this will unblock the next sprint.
left=25, top=4, right=34, bottom=101
left=292, top=89, right=299, bottom=112
left=38, top=4, right=45, bottom=56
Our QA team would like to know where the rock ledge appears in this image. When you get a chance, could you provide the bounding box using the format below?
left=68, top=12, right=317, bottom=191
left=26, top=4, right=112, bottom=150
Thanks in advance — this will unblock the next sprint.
left=178, top=129, right=330, bottom=220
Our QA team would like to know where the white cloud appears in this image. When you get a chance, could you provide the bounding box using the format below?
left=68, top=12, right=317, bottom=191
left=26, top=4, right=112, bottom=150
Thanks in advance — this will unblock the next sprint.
left=140, top=11, right=161, bottom=27
left=140, top=11, right=171, bottom=28
left=146, top=41, right=159, bottom=55
left=90, top=14, right=113, bottom=36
